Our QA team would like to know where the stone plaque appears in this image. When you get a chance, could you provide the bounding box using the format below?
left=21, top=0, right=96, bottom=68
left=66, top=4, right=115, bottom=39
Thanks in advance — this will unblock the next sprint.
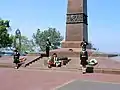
left=66, top=13, right=87, bottom=25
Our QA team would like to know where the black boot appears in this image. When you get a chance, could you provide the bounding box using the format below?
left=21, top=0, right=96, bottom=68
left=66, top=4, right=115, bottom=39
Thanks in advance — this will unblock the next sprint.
left=82, top=72, right=86, bottom=74
left=17, top=64, right=21, bottom=69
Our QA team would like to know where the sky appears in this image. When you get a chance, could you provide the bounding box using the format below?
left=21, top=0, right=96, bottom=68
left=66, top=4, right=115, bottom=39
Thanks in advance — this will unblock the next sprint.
left=0, top=0, right=120, bottom=53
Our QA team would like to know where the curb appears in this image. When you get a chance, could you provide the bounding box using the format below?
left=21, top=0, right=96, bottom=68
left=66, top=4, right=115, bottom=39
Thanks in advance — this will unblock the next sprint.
left=26, top=67, right=120, bottom=75
left=1, top=64, right=120, bottom=75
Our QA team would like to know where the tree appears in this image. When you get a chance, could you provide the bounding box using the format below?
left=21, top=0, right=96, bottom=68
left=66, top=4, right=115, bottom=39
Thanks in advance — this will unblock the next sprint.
left=19, top=36, right=35, bottom=53
left=12, top=35, right=36, bottom=53
left=0, top=19, right=13, bottom=48
left=33, top=28, right=63, bottom=51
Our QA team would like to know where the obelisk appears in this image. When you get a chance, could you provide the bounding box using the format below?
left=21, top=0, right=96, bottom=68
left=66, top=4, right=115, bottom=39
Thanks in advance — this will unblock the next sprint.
left=62, top=0, right=88, bottom=48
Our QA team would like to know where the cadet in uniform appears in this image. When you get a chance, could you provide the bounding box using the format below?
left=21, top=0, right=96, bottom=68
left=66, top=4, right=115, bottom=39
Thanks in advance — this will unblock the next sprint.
left=46, top=37, right=51, bottom=57
left=13, top=49, right=20, bottom=69
left=80, top=48, right=88, bottom=74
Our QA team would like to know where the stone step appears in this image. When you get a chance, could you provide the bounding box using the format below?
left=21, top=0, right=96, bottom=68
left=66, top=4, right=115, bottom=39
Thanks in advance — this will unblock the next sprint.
left=25, top=56, right=120, bottom=72
left=23, top=66, right=120, bottom=75
left=24, top=56, right=42, bottom=67
left=27, top=57, right=80, bottom=69
left=63, top=57, right=80, bottom=68
left=27, top=57, right=48, bottom=68
left=22, top=57, right=120, bottom=75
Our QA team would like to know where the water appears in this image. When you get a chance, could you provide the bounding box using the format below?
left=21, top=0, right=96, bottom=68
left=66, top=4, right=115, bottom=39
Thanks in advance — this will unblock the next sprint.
left=0, top=52, right=26, bottom=56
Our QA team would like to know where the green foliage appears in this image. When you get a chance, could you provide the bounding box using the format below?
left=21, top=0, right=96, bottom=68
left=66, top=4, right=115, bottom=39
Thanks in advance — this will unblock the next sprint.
left=12, top=35, right=35, bottom=53
left=0, top=19, right=12, bottom=48
left=33, top=28, right=63, bottom=51
left=20, top=36, right=35, bottom=53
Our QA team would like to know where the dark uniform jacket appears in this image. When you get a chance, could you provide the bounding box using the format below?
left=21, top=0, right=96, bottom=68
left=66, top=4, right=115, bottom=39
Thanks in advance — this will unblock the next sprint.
left=80, top=50, right=88, bottom=65
left=13, top=52, right=20, bottom=64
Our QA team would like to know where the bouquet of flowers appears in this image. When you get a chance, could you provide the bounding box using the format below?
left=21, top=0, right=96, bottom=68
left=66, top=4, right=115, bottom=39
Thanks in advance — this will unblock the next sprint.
left=88, top=59, right=98, bottom=66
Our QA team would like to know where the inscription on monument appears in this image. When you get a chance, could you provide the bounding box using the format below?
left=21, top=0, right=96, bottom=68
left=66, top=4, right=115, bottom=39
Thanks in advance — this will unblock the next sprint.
left=66, top=13, right=87, bottom=25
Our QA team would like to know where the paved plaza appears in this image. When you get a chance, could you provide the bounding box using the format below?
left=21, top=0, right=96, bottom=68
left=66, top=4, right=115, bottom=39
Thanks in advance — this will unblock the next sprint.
left=56, top=80, right=120, bottom=90
left=0, top=68, right=120, bottom=90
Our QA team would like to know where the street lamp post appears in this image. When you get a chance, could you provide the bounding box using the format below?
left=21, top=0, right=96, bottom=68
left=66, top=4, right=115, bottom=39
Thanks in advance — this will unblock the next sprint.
left=14, top=29, right=21, bottom=53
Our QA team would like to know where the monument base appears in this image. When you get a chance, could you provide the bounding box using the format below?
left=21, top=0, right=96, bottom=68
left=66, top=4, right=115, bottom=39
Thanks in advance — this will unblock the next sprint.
left=49, top=41, right=92, bottom=57
left=61, top=41, right=82, bottom=48
left=61, top=41, right=91, bottom=49
left=49, top=48, right=93, bottom=57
